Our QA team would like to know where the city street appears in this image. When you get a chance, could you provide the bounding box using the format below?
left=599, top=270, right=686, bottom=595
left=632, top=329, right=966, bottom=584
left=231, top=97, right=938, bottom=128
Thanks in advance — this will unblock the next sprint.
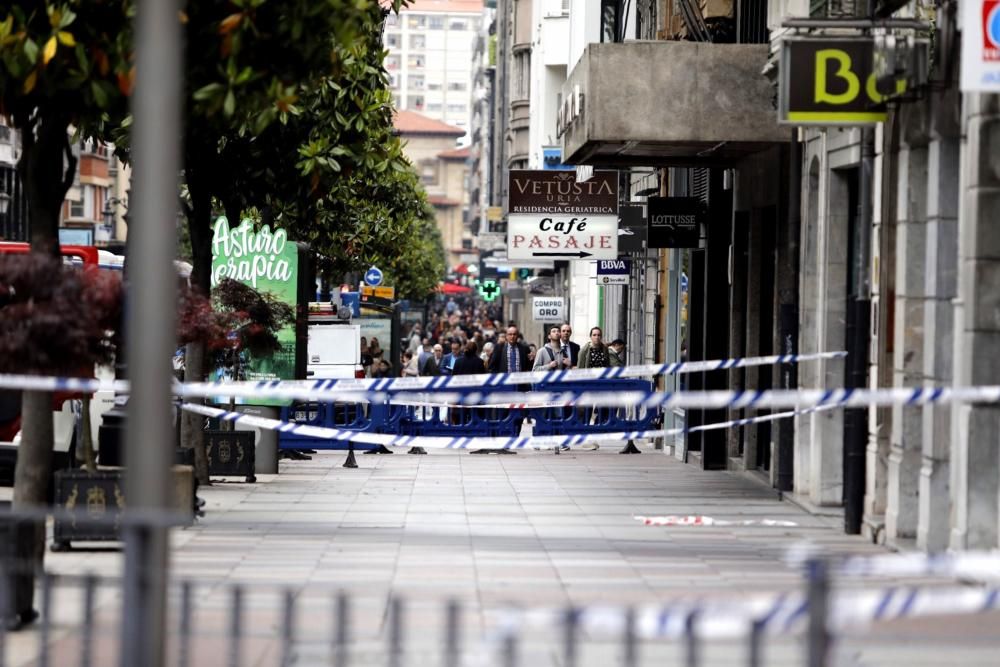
left=4, top=444, right=998, bottom=666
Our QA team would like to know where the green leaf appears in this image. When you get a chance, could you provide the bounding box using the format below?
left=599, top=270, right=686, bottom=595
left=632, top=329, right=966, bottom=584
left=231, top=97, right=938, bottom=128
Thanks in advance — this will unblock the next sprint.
left=91, top=79, right=108, bottom=108
left=23, top=37, right=38, bottom=64
left=223, top=89, right=235, bottom=117
left=192, top=82, right=225, bottom=101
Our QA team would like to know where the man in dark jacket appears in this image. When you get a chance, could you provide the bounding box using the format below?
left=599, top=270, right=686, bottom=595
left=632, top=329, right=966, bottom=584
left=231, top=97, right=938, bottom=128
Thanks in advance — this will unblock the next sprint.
left=559, top=323, right=581, bottom=368
left=488, top=324, right=531, bottom=373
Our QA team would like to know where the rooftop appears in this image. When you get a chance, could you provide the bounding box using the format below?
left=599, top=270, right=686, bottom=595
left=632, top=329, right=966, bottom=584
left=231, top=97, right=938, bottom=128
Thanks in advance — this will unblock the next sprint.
left=438, top=146, right=471, bottom=160
left=393, top=110, right=466, bottom=137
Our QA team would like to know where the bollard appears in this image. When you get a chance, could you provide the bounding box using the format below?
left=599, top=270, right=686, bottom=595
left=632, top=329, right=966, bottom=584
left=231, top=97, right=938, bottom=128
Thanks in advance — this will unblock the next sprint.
left=444, top=599, right=460, bottom=667
left=619, top=440, right=642, bottom=454
left=388, top=597, right=403, bottom=667
left=333, top=592, right=350, bottom=667
left=364, top=444, right=394, bottom=455
left=228, top=585, right=243, bottom=667
left=38, top=573, right=51, bottom=667
left=178, top=581, right=193, bottom=667
left=81, top=574, right=96, bottom=667
left=622, top=607, right=638, bottom=667
left=562, top=608, right=579, bottom=667
left=806, top=559, right=830, bottom=667
left=747, top=618, right=764, bottom=667
left=684, top=611, right=699, bottom=667
left=343, top=442, right=359, bottom=469
left=408, top=446, right=428, bottom=455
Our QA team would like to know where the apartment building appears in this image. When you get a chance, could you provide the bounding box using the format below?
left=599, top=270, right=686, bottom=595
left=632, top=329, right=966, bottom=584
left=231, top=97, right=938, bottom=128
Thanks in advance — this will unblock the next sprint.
left=385, top=0, right=484, bottom=137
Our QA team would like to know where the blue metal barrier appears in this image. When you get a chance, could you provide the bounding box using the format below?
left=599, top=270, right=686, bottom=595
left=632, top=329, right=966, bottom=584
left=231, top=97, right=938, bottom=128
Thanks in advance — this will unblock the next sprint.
left=528, top=379, right=657, bottom=435
left=276, top=378, right=658, bottom=449
left=278, top=400, right=386, bottom=450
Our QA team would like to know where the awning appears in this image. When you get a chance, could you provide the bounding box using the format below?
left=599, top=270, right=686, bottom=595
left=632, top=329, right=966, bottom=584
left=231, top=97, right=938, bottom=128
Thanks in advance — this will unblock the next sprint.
left=439, top=282, right=472, bottom=294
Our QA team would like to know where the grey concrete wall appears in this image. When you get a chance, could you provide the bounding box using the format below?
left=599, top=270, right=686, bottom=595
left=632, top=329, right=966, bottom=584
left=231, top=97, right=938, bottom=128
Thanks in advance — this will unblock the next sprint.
left=561, top=42, right=786, bottom=160
left=950, top=93, right=1000, bottom=550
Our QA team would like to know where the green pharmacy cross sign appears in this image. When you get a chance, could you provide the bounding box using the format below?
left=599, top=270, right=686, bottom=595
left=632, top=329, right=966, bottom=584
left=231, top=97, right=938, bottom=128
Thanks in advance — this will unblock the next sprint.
left=478, top=279, right=501, bottom=302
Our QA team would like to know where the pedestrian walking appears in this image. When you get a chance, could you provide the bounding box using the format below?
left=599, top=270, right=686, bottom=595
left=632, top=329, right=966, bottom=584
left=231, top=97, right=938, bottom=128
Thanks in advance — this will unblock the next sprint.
left=608, top=338, right=626, bottom=367
left=559, top=323, right=580, bottom=368
left=488, top=325, right=531, bottom=374
left=578, top=327, right=610, bottom=369
left=401, top=350, right=419, bottom=377
left=533, top=326, right=569, bottom=371
left=440, top=339, right=461, bottom=375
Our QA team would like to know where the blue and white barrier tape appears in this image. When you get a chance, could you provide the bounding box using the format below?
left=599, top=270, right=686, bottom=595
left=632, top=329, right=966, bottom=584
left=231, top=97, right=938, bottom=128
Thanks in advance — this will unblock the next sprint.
left=493, top=583, right=1000, bottom=641
left=833, top=551, right=1000, bottom=581
left=170, top=384, right=1000, bottom=410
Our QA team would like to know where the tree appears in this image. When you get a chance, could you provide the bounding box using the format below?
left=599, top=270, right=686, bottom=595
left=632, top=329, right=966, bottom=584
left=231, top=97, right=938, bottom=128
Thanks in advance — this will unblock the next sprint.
left=0, top=254, right=122, bottom=627
left=0, top=4, right=132, bottom=623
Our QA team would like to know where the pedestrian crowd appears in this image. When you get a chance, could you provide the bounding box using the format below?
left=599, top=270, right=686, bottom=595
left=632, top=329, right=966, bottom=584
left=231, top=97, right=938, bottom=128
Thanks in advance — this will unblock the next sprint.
left=356, top=297, right=627, bottom=379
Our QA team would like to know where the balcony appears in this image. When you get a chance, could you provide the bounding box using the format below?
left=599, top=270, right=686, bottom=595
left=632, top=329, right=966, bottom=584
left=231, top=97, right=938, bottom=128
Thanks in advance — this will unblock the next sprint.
left=559, top=41, right=787, bottom=167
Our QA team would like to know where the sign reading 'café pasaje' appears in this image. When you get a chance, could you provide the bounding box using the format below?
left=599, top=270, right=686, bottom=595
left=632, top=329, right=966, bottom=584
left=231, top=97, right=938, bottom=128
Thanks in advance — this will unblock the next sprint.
left=506, top=170, right=619, bottom=261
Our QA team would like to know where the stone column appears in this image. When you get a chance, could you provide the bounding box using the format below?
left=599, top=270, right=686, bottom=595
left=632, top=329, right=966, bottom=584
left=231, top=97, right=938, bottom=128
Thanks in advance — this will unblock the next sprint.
left=951, top=93, right=1000, bottom=550
left=887, top=105, right=929, bottom=543
left=918, top=88, right=960, bottom=552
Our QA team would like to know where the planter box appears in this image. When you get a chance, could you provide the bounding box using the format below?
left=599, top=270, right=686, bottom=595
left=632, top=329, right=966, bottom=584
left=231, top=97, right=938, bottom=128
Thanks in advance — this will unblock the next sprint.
left=205, top=430, right=256, bottom=482
left=51, top=466, right=195, bottom=551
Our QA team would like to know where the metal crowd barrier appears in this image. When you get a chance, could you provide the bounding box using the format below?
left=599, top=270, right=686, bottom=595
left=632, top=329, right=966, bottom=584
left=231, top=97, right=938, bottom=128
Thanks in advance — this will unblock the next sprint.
left=274, top=378, right=658, bottom=449
left=2, top=547, right=999, bottom=667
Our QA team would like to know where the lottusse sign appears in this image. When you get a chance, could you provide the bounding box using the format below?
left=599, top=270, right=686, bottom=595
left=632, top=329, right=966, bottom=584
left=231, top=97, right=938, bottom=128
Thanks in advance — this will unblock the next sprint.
left=506, top=170, right=619, bottom=261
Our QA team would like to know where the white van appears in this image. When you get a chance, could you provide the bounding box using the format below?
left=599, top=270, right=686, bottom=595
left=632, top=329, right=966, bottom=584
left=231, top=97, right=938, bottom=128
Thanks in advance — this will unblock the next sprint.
left=306, top=303, right=365, bottom=380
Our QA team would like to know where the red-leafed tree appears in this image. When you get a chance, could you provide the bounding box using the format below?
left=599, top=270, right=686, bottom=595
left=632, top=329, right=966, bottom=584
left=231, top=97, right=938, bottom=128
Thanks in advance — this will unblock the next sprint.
left=0, top=253, right=122, bottom=628
left=176, top=278, right=293, bottom=481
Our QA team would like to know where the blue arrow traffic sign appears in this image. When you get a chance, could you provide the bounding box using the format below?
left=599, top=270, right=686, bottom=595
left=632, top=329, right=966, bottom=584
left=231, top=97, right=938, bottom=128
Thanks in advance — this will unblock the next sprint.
left=364, top=266, right=383, bottom=287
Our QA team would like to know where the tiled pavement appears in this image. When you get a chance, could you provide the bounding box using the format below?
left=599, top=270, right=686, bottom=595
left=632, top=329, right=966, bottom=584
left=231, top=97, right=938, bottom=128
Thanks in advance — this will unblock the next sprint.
left=4, top=445, right=1000, bottom=666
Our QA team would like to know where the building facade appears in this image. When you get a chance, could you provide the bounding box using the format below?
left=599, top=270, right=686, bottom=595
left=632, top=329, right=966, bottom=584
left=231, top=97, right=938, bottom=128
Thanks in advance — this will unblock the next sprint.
left=393, top=110, right=471, bottom=270
left=385, top=0, right=484, bottom=137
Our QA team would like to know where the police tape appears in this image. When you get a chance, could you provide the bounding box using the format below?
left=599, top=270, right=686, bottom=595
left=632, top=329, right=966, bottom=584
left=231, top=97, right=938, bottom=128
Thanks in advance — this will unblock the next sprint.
left=0, top=350, right=842, bottom=398
left=489, top=583, right=1000, bottom=641
left=180, top=402, right=837, bottom=451
left=635, top=516, right=800, bottom=527
left=831, top=551, right=1000, bottom=581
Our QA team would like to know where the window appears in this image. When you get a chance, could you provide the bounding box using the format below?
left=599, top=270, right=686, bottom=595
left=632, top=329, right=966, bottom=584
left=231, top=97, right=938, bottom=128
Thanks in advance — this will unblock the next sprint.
left=449, top=19, right=467, bottom=30
left=426, top=103, right=443, bottom=112
left=410, top=95, right=425, bottom=110
left=70, top=198, right=84, bottom=218
left=428, top=82, right=442, bottom=91
left=407, top=54, right=425, bottom=68
left=410, top=34, right=426, bottom=49
left=385, top=33, right=400, bottom=48
left=419, top=159, right=437, bottom=185
left=385, top=13, right=399, bottom=26
left=447, top=81, right=467, bottom=92
left=389, top=73, right=399, bottom=88
left=429, top=16, right=445, bottom=29
left=386, top=55, right=400, bottom=70
left=408, top=75, right=425, bottom=91
left=512, top=51, right=530, bottom=100
left=407, top=15, right=426, bottom=29
left=447, top=103, right=465, bottom=113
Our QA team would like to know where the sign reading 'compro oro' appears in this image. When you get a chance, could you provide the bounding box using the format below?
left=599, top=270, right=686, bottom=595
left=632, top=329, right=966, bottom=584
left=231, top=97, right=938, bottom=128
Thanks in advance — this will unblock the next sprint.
left=532, top=297, right=566, bottom=322
left=507, top=170, right=619, bottom=261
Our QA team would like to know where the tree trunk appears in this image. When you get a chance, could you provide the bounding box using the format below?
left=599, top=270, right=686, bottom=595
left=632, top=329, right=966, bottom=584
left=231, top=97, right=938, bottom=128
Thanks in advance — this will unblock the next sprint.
left=180, top=164, right=215, bottom=484
left=182, top=341, right=210, bottom=484
left=12, top=112, right=77, bottom=619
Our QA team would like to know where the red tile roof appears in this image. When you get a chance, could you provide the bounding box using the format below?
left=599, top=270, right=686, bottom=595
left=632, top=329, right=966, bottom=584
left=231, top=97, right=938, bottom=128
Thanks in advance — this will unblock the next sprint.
left=393, top=110, right=466, bottom=137
left=428, top=195, right=462, bottom=207
left=402, top=0, right=484, bottom=14
left=438, top=146, right=471, bottom=160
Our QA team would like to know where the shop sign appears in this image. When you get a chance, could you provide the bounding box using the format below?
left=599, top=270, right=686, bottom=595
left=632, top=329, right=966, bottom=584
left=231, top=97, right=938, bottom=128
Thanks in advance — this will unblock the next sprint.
left=532, top=297, right=566, bottom=322
left=647, top=197, right=703, bottom=248
left=210, top=216, right=299, bottom=401
left=596, top=259, right=630, bottom=285
left=361, top=285, right=395, bottom=300
left=618, top=205, right=646, bottom=253
left=779, top=37, right=907, bottom=125
left=962, top=0, right=1000, bottom=91
left=507, top=170, right=619, bottom=260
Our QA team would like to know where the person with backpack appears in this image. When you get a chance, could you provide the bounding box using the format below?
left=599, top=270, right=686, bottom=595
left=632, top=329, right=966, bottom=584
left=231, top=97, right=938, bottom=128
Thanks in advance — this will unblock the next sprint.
left=533, top=326, right=569, bottom=371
